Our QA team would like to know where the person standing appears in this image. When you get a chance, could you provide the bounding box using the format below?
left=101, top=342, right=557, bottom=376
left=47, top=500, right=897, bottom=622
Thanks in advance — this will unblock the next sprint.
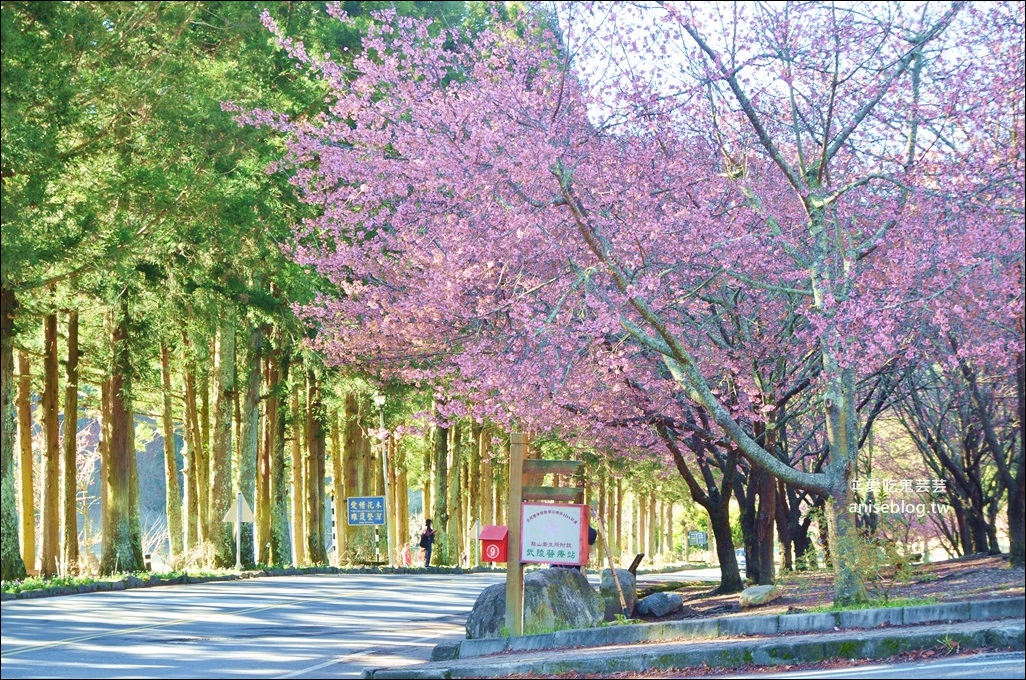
left=419, top=519, right=437, bottom=567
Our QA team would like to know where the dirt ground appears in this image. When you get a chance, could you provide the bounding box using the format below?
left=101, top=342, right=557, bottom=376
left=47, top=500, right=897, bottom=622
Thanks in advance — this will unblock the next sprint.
left=635, top=553, right=1025, bottom=621
left=515, top=555, right=1024, bottom=679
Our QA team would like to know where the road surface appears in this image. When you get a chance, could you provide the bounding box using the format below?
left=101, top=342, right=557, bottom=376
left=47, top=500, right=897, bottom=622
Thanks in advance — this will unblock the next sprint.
left=1, top=571, right=504, bottom=679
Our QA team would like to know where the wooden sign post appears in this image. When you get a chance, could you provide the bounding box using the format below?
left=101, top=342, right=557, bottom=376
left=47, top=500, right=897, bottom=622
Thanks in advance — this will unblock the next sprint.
left=504, top=432, right=585, bottom=638
left=504, top=433, right=528, bottom=637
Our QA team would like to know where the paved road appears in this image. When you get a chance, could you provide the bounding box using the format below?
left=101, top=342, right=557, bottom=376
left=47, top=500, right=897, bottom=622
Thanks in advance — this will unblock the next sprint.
left=730, top=651, right=1026, bottom=679
left=0, top=572, right=505, bottom=679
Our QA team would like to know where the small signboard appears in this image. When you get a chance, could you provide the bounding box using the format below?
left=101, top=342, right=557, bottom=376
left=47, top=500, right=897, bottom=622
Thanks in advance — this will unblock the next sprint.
left=520, top=503, right=589, bottom=566
left=347, top=496, right=386, bottom=526
left=688, top=530, right=707, bottom=547
left=223, top=493, right=255, bottom=523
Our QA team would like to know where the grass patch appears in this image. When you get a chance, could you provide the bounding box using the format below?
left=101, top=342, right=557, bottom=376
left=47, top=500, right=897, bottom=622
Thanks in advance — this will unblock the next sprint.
left=2, top=574, right=103, bottom=594
left=1, top=569, right=219, bottom=595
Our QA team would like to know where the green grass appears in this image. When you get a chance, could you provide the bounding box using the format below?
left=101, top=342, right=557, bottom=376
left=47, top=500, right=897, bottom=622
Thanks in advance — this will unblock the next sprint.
left=2, top=574, right=102, bottom=594
left=1, top=568, right=217, bottom=595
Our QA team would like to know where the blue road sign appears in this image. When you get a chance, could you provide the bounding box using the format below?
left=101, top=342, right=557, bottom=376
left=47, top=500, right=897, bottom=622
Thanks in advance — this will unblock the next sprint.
left=346, top=496, right=386, bottom=526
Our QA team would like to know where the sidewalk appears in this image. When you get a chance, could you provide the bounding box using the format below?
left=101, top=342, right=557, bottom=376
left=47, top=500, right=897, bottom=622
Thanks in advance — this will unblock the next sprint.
left=362, top=597, right=1025, bottom=679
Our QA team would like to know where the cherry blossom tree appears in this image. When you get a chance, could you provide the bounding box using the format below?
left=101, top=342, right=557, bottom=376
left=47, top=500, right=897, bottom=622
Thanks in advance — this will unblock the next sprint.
left=240, top=1, right=1024, bottom=603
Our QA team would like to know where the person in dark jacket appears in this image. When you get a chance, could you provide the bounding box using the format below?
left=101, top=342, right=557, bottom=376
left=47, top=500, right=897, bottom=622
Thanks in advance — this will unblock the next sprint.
left=419, top=519, right=437, bottom=567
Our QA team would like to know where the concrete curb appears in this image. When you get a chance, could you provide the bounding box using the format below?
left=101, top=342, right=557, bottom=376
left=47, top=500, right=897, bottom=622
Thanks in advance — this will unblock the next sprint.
left=364, top=618, right=1026, bottom=679
left=450, top=596, right=1024, bottom=660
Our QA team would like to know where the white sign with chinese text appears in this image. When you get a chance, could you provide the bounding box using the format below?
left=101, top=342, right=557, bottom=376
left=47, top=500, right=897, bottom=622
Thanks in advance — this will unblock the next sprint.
left=520, top=503, right=589, bottom=566
left=346, top=496, right=386, bottom=526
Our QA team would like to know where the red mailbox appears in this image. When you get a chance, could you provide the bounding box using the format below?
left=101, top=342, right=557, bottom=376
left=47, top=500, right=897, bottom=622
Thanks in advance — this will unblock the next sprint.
left=479, top=525, right=509, bottom=563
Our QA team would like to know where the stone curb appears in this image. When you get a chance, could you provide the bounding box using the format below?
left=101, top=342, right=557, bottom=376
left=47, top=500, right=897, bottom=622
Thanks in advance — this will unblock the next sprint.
left=364, top=619, right=1026, bottom=679
left=450, top=596, right=1025, bottom=660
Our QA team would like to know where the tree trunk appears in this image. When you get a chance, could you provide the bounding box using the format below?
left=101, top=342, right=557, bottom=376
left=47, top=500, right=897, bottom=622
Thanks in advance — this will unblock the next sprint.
left=494, top=447, right=506, bottom=528
left=268, top=336, right=291, bottom=567
left=290, top=383, right=307, bottom=565
left=160, top=342, right=184, bottom=558
left=343, top=393, right=362, bottom=561
left=361, top=414, right=373, bottom=498
left=199, top=369, right=211, bottom=544
left=100, top=301, right=144, bottom=574
left=793, top=519, right=815, bottom=570
left=823, top=367, right=867, bottom=605
left=331, top=409, right=345, bottom=565
left=256, top=352, right=271, bottom=564
left=663, top=500, right=674, bottom=561
left=1, top=286, right=27, bottom=580
left=595, top=468, right=607, bottom=569
left=775, top=481, right=793, bottom=571
left=614, top=478, right=622, bottom=559
left=480, top=430, right=493, bottom=527
left=445, top=423, right=461, bottom=566
left=709, top=497, right=743, bottom=593
left=60, top=311, right=81, bottom=572
left=633, top=493, right=642, bottom=557
left=432, top=415, right=449, bottom=565
left=468, top=424, right=482, bottom=566
left=181, top=333, right=200, bottom=550
left=422, top=434, right=432, bottom=525
left=209, top=315, right=236, bottom=568
left=16, top=351, right=34, bottom=573
left=40, top=312, right=60, bottom=577
left=738, top=470, right=759, bottom=582
left=237, top=323, right=262, bottom=568
left=647, top=492, right=657, bottom=558
left=395, top=437, right=409, bottom=560
left=305, top=370, right=327, bottom=564
left=755, top=464, right=776, bottom=585
left=1010, top=353, right=1025, bottom=567
left=387, top=434, right=398, bottom=564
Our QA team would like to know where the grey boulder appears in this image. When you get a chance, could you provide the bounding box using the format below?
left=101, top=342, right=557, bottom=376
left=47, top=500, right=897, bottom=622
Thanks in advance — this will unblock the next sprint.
left=637, top=591, right=683, bottom=617
left=600, top=568, right=637, bottom=620
left=465, top=567, right=603, bottom=639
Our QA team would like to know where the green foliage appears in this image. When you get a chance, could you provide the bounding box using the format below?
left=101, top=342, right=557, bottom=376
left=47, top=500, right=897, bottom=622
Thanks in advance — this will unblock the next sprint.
left=938, top=635, right=962, bottom=655
left=0, top=567, right=225, bottom=595
left=832, top=528, right=918, bottom=604
left=600, top=614, right=642, bottom=626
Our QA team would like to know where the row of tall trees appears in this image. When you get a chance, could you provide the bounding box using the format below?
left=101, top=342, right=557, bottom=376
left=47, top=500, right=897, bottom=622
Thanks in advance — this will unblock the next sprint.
left=2, top=0, right=692, bottom=581
left=0, top=0, right=476, bottom=580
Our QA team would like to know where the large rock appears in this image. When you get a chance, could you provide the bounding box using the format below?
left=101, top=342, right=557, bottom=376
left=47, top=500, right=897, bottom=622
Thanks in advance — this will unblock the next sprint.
left=600, top=568, right=637, bottom=620
left=739, top=584, right=784, bottom=608
left=637, top=591, right=683, bottom=617
left=465, top=568, right=603, bottom=639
